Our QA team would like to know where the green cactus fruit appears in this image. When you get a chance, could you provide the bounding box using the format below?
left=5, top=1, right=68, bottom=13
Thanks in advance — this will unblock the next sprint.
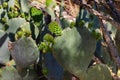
left=88, top=22, right=94, bottom=29
left=53, top=27, right=96, bottom=79
left=85, top=64, right=112, bottom=80
left=15, top=30, right=24, bottom=40
left=38, top=42, right=48, bottom=53
left=15, top=28, right=31, bottom=40
left=1, top=17, right=7, bottom=23
left=92, top=29, right=101, bottom=40
left=20, top=22, right=32, bottom=37
left=78, top=20, right=85, bottom=27
left=48, top=21, right=62, bottom=36
left=20, top=13, right=25, bottom=18
left=9, top=37, right=39, bottom=68
left=15, top=26, right=31, bottom=40
left=24, top=30, right=31, bottom=37
left=3, top=2, right=8, bottom=9
left=19, top=22, right=39, bottom=39
left=24, top=13, right=29, bottom=20
left=21, top=28, right=31, bottom=37
left=14, top=7, right=18, bottom=11
left=30, top=7, right=43, bottom=22
left=13, top=11, right=19, bottom=17
left=30, top=7, right=42, bottom=17
left=0, top=5, right=2, bottom=9
left=38, top=42, right=47, bottom=49
left=70, top=22, right=75, bottom=28
left=8, top=11, right=13, bottom=18
left=42, top=67, right=48, bottom=75
left=43, top=33, right=54, bottom=42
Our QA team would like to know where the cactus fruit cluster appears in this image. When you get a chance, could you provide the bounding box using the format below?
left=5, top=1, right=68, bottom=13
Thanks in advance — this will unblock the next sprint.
left=48, top=21, right=62, bottom=36
left=0, top=0, right=117, bottom=80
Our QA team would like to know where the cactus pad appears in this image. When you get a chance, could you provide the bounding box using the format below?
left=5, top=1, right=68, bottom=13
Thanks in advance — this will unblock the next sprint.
left=9, top=37, right=39, bottom=68
left=53, top=27, right=96, bottom=79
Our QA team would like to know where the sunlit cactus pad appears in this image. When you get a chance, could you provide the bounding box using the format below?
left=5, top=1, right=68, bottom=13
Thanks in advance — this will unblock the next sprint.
left=53, top=27, right=96, bottom=79
left=9, top=37, right=39, bottom=68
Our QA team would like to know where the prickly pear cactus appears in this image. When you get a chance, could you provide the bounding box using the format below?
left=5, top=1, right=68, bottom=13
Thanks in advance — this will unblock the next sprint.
left=53, top=27, right=96, bottom=79
left=7, top=18, right=26, bottom=33
left=0, top=66, right=22, bottom=80
left=20, top=22, right=39, bottom=39
left=101, top=46, right=117, bottom=73
left=85, top=64, right=112, bottom=80
left=20, top=0, right=31, bottom=13
left=9, top=37, right=39, bottom=68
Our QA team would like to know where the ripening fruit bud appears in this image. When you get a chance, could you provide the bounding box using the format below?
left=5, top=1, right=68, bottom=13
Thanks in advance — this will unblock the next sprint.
left=78, top=20, right=85, bottom=27
left=21, top=28, right=25, bottom=32
left=42, top=68, right=48, bottom=75
left=13, top=11, right=19, bottom=17
left=15, top=31, right=24, bottom=40
left=38, top=42, right=47, bottom=51
left=70, top=22, right=75, bottom=28
left=48, top=21, right=62, bottom=36
left=43, top=33, right=54, bottom=42
left=3, top=2, right=8, bottom=9
left=88, top=22, right=94, bottom=29
left=24, top=30, right=31, bottom=37
left=21, top=28, right=31, bottom=37
left=92, top=29, right=101, bottom=40
left=0, top=5, right=2, bottom=9
left=14, top=7, right=18, bottom=11
left=20, top=13, right=25, bottom=18
left=8, top=11, right=13, bottom=18
left=17, top=31, right=24, bottom=37
left=1, top=17, right=7, bottom=23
